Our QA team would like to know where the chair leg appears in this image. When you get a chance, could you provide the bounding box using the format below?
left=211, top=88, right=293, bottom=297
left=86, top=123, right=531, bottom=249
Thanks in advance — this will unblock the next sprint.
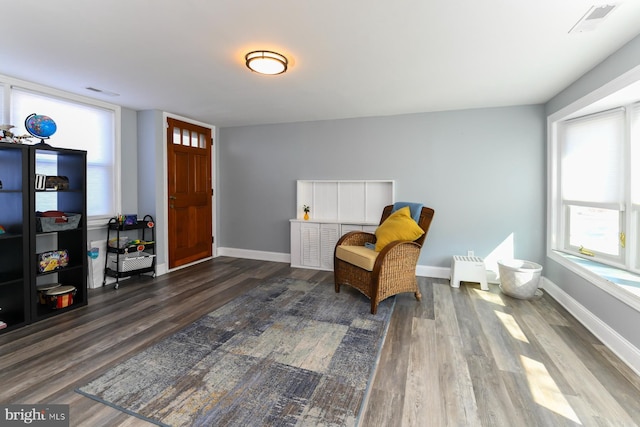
left=371, top=299, right=378, bottom=315
left=335, top=282, right=340, bottom=293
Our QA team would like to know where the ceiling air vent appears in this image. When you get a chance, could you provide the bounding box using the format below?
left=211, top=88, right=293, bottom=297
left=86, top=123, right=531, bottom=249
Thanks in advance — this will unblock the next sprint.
left=569, top=4, right=618, bottom=33
left=85, top=86, right=120, bottom=97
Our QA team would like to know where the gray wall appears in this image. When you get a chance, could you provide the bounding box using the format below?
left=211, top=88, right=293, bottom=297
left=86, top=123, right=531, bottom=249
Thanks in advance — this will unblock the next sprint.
left=546, top=34, right=640, bottom=117
left=136, top=110, right=166, bottom=265
left=218, top=105, right=546, bottom=268
left=120, top=107, right=139, bottom=213
left=544, top=33, right=640, bottom=349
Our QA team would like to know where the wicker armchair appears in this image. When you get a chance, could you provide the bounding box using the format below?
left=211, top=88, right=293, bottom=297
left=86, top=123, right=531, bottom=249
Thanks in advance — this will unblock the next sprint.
left=334, top=205, right=435, bottom=314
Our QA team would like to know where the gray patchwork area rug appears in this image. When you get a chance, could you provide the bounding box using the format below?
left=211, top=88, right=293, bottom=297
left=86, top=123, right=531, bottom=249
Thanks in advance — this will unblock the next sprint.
left=77, top=278, right=394, bottom=426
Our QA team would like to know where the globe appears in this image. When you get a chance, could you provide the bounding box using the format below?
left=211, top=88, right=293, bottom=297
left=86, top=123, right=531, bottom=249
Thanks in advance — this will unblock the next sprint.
left=25, top=114, right=57, bottom=140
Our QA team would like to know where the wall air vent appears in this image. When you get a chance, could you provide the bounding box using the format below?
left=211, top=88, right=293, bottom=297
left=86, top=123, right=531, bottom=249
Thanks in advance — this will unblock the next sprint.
left=569, top=4, right=618, bottom=33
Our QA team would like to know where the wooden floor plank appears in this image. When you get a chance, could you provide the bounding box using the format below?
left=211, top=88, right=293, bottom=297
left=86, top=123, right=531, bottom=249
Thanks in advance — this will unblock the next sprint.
left=468, top=286, right=527, bottom=374
left=401, top=317, right=440, bottom=427
left=518, top=306, right=637, bottom=425
left=433, top=284, right=482, bottom=426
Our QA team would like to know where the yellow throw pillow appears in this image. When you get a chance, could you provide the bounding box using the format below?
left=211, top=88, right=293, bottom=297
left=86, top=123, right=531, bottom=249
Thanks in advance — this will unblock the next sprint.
left=374, top=206, right=425, bottom=251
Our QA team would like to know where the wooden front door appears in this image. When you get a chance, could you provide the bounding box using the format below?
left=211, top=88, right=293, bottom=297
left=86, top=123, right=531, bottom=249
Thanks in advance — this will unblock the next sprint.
left=167, top=118, right=212, bottom=269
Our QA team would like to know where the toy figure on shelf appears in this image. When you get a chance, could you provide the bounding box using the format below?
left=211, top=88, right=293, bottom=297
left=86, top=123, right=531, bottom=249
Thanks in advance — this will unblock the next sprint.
left=0, top=124, right=15, bottom=143
left=13, top=135, right=33, bottom=144
left=0, top=124, right=32, bottom=144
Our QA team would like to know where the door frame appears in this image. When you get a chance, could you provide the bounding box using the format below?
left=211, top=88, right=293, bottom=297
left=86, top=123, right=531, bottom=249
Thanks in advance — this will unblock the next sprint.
left=161, top=112, right=216, bottom=273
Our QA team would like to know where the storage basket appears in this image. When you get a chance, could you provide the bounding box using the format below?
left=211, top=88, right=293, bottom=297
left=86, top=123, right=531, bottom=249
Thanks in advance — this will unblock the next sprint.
left=36, top=213, right=82, bottom=232
left=108, top=251, right=155, bottom=272
left=497, top=259, right=543, bottom=299
left=108, top=236, right=130, bottom=249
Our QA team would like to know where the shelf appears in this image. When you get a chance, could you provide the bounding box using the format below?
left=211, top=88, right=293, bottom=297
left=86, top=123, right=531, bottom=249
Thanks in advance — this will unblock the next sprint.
left=0, top=144, right=29, bottom=335
left=35, top=227, right=83, bottom=236
left=296, top=180, right=394, bottom=222
left=108, top=222, right=155, bottom=231
left=36, top=264, right=83, bottom=277
left=35, top=300, right=82, bottom=320
left=34, top=189, right=83, bottom=193
left=106, top=242, right=155, bottom=254
left=21, top=145, right=87, bottom=330
left=0, top=276, right=23, bottom=287
left=104, top=215, right=155, bottom=288
left=105, top=265, right=155, bottom=279
left=0, top=233, right=23, bottom=240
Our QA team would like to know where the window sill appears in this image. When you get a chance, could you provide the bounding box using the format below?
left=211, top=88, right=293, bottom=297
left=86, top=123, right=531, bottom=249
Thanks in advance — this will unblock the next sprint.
left=88, top=217, right=110, bottom=231
left=550, top=250, right=640, bottom=312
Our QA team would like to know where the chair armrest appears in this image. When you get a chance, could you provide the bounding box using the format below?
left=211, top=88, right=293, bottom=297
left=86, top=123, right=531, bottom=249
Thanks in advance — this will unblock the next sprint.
left=336, top=231, right=376, bottom=246
left=374, top=240, right=422, bottom=270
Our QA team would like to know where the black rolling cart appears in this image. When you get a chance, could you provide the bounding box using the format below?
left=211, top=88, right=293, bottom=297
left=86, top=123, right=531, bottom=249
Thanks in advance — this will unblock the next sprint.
left=103, top=214, right=156, bottom=289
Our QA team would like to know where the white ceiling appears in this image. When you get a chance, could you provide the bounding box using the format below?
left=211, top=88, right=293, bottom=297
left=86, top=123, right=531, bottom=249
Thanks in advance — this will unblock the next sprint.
left=2, top=1, right=640, bottom=127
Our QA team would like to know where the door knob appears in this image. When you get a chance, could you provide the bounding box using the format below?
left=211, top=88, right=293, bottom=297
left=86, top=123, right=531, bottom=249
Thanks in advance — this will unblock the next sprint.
left=169, top=196, right=177, bottom=200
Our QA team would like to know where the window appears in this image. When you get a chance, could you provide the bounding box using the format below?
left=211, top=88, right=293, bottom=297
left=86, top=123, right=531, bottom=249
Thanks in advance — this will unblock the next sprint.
left=553, top=104, right=640, bottom=274
left=632, top=105, right=640, bottom=270
left=1, top=77, right=120, bottom=225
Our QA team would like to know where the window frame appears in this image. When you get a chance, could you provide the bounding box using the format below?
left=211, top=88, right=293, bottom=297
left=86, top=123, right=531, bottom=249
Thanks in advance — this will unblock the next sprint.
left=0, top=74, right=121, bottom=229
left=561, top=201, right=626, bottom=265
left=553, top=107, right=637, bottom=272
left=547, top=70, right=640, bottom=312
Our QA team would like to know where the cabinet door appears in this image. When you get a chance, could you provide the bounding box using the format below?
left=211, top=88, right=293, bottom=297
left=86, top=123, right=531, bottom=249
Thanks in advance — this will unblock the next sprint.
left=320, top=223, right=340, bottom=270
left=341, top=224, right=363, bottom=235
left=363, top=225, right=378, bottom=233
left=300, top=223, right=320, bottom=268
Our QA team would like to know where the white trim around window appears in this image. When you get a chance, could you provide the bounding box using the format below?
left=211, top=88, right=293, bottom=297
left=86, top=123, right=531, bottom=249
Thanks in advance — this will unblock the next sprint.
left=547, top=63, right=640, bottom=312
left=0, top=74, right=121, bottom=229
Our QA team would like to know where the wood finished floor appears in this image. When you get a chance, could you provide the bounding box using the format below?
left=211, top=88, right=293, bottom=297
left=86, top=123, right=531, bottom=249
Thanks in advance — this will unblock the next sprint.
left=1, top=257, right=639, bottom=426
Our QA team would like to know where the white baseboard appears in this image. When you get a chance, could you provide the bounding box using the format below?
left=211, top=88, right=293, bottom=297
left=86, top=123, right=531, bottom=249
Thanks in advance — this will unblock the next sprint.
left=541, top=277, right=640, bottom=377
left=217, top=247, right=291, bottom=264
left=416, top=265, right=450, bottom=279
left=217, top=247, right=449, bottom=278
left=156, top=262, right=168, bottom=276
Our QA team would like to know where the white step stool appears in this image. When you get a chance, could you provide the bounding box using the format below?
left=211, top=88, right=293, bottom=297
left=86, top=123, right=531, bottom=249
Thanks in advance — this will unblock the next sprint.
left=451, top=255, right=488, bottom=291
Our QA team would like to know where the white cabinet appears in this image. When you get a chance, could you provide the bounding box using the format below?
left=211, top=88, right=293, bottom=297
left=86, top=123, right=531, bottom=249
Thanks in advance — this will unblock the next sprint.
left=291, top=220, right=377, bottom=271
left=300, top=222, right=320, bottom=268
left=296, top=180, right=394, bottom=222
left=291, top=179, right=392, bottom=271
left=341, top=224, right=377, bottom=235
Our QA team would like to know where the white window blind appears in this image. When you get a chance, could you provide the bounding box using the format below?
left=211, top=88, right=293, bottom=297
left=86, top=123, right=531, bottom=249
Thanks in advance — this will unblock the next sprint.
left=631, top=104, right=640, bottom=206
left=11, top=88, right=116, bottom=219
left=560, top=109, right=625, bottom=206
left=632, top=104, right=640, bottom=270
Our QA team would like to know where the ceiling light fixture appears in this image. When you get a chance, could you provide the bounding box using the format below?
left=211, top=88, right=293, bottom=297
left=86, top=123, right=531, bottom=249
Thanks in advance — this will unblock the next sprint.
left=245, top=50, right=288, bottom=75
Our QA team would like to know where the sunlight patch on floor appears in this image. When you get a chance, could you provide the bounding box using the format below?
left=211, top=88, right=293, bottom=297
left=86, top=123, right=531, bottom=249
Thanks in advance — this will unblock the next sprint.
left=472, top=288, right=505, bottom=306
left=494, top=310, right=528, bottom=343
left=521, top=355, right=582, bottom=424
